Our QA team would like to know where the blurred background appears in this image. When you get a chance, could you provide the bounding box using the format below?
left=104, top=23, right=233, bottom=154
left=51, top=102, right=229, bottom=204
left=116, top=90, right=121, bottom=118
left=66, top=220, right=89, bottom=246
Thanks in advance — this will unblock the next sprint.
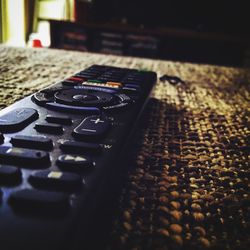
left=0, top=0, right=250, bottom=66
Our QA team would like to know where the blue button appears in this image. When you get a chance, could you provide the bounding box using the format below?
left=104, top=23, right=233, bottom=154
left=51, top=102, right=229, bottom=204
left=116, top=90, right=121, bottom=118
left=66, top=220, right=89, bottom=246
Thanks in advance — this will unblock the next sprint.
left=74, top=85, right=117, bottom=94
left=124, top=84, right=141, bottom=90
left=46, top=103, right=100, bottom=114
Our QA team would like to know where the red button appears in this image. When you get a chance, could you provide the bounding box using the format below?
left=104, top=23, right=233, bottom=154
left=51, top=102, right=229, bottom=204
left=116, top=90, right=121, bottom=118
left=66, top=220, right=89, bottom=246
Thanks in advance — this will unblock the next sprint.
left=68, top=77, right=85, bottom=82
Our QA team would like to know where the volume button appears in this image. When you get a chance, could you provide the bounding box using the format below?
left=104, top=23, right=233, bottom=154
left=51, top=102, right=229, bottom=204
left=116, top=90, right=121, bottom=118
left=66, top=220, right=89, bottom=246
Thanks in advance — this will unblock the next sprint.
left=72, top=116, right=110, bottom=140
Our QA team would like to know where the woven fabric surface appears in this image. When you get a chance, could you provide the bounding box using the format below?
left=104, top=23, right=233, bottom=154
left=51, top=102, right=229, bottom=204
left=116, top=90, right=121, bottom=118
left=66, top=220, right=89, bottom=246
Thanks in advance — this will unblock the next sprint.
left=0, top=45, right=250, bottom=249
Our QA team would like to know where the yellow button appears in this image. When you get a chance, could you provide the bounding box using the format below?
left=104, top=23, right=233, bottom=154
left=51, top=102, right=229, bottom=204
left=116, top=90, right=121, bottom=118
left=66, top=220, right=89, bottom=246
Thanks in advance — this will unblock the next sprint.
left=48, top=171, right=63, bottom=179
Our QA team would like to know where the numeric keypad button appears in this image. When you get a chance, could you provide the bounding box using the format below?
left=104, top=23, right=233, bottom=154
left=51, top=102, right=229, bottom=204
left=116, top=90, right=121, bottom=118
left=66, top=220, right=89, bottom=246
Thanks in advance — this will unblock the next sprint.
left=8, top=189, right=69, bottom=214
left=0, top=165, right=22, bottom=185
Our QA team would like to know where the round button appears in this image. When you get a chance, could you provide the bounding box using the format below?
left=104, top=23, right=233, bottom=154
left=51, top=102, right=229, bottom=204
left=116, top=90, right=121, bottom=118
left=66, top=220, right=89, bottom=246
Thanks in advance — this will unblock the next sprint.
left=55, top=89, right=114, bottom=107
left=73, top=94, right=98, bottom=102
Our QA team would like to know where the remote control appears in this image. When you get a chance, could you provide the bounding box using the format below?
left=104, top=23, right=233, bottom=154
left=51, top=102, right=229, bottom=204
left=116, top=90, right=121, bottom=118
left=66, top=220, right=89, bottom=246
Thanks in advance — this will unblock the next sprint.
left=0, top=65, right=157, bottom=250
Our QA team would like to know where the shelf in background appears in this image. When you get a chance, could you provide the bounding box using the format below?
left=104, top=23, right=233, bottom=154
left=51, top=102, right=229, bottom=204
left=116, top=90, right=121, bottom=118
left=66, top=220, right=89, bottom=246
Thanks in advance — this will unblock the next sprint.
left=49, top=20, right=250, bottom=67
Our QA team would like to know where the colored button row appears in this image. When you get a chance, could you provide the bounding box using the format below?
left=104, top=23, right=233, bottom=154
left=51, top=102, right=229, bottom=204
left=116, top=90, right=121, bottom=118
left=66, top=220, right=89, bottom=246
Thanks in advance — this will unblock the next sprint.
left=64, top=65, right=144, bottom=89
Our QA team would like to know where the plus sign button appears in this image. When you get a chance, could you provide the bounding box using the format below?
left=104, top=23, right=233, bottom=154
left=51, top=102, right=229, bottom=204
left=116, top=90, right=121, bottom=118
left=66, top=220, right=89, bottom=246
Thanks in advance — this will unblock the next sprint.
left=73, top=115, right=110, bottom=140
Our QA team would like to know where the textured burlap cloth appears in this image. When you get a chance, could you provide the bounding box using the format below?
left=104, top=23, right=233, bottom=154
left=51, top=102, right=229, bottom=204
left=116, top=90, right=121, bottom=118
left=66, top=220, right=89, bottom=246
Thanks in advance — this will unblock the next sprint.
left=0, top=45, right=250, bottom=249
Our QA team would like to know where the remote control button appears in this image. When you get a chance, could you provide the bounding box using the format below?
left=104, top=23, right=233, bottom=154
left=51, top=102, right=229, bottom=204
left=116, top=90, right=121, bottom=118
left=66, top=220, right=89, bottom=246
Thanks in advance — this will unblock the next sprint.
left=8, top=189, right=69, bottom=214
left=57, top=154, right=93, bottom=172
left=122, top=87, right=140, bottom=95
left=74, top=85, right=117, bottom=94
left=72, top=93, right=99, bottom=102
left=124, top=84, right=141, bottom=90
left=33, top=86, right=72, bottom=106
left=77, top=72, right=99, bottom=80
left=87, top=79, right=106, bottom=83
left=59, top=140, right=102, bottom=154
left=103, top=102, right=130, bottom=112
left=122, top=77, right=143, bottom=85
left=10, top=135, right=53, bottom=150
left=85, top=65, right=107, bottom=73
left=106, top=81, right=122, bottom=88
left=116, top=93, right=133, bottom=103
left=61, top=77, right=85, bottom=86
left=55, top=89, right=114, bottom=107
left=73, top=116, right=110, bottom=140
left=34, top=123, right=63, bottom=135
left=0, top=108, right=39, bottom=133
left=46, top=102, right=100, bottom=115
left=32, top=92, right=53, bottom=106
left=83, top=80, right=122, bottom=89
left=100, top=76, right=121, bottom=82
left=0, top=165, right=22, bottom=185
left=41, top=85, right=71, bottom=95
left=0, top=133, right=4, bottom=144
left=29, top=170, right=83, bottom=190
left=45, top=115, right=72, bottom=125
left=0, top=146, right=50, bottom=167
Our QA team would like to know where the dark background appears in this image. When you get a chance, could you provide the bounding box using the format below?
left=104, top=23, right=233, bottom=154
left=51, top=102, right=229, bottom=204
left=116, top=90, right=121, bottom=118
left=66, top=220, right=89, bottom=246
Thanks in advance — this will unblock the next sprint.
left=50, top=0, right=250, bottom=66
left=92, top=0, right=250, bottom=34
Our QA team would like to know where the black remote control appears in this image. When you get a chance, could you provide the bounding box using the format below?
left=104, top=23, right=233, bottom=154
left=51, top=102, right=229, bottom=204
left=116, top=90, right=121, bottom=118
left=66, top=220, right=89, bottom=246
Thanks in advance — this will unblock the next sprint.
left=0, top=65, right=157, bottom=250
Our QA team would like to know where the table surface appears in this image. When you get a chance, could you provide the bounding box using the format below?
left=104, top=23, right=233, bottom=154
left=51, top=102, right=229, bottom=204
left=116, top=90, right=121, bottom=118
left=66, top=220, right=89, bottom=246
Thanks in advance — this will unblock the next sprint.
left=0, top=45, right=250, bottom=250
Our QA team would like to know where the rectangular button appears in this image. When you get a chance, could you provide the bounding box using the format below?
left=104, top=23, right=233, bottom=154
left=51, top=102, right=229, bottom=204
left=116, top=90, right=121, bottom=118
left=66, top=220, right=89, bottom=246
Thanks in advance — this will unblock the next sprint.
left=8, top=189, right=69, bottom=214
left=0, top=164, right=22, bottom=185
left=10, top=135, right=53, bottom=150
left=59, top=140, right=102, bottom=154
left=0, top=146, right=50, bottom=168
left=29, top=170, right=82, bottom=190
left=34, top=123, right=63, bottom=134
left=72, top=116, right=110, bottom=140
left=45, top=115, right=72, bottom=125
left=0, top=108, right=39, bottom=133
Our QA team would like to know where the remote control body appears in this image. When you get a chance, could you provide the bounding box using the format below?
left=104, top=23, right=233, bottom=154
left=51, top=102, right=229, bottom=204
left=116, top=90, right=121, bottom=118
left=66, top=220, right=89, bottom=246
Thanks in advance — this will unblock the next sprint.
left=0, top=65, right=157, bottom=250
